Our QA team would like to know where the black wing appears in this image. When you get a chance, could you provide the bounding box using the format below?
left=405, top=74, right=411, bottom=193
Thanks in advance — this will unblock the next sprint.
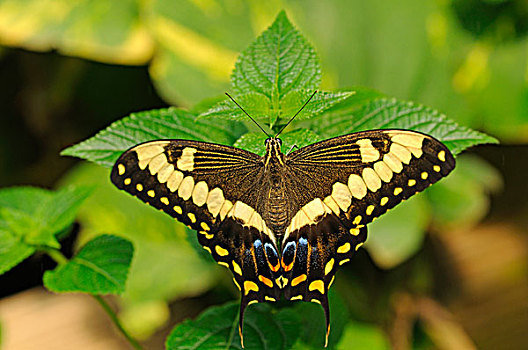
left=110, top=140, right=283, bottom=344
left=281, top=129, right=455, bottom=345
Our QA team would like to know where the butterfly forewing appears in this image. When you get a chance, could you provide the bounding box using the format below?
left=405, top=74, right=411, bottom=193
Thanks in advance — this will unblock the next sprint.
left=110, top=140, right=283, bottom=319
left=279, top=129, right=454, bottom=341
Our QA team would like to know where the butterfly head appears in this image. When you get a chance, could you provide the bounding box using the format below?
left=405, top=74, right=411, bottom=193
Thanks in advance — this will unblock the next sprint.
left=264, top=137, right=284, bottom=167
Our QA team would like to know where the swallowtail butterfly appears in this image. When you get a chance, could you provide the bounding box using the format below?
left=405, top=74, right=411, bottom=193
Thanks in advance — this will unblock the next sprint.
left=111, top=96, right=455, bottom=347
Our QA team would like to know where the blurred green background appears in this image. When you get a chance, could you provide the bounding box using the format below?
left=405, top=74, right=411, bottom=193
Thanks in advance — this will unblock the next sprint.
left=0, top=0, right=527, bottom=349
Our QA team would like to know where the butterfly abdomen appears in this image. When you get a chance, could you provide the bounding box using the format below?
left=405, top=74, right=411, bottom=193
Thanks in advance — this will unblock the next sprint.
left=266, top=181, right=289, bottom=237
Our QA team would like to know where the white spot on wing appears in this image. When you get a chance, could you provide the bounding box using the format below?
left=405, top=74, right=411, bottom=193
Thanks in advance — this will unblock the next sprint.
left=373, top=161, right=393, bottom=182
left=362, top=168, right=382, bottom=192
left=177, top=147, right=197, bottom=171
left=206, top=187, right=224, bottom=217
left=166, top=171, right=184, bottom=192
left=178, top=176, right=194, bottom=200
left=192, top=181, right=209, bottom=207
left=331, top=182, right=352, bottom=211
left=356, top=139, right=380, bottom=162
left=348, top=174, right=367, bottom=199
left=149, top=153, right=167, bottom=175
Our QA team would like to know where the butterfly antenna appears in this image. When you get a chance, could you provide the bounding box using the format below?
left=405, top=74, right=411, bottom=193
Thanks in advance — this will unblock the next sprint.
left=275, top=90, right=318, bottom=137
left=225, top=92, right=271, bottom=138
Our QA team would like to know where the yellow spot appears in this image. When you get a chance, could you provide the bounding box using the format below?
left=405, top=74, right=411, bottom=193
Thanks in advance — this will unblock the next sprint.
left=433, top=165, right=441, bottom=172
left=258, top=275, right=273, bottom=288
left=337, top=242, right=351, bottom=254
left=366, top=205, right=375, bottom=215
left=147, top=190, right=155, bottom=197
left=311, top=299, right=322, bottom=304
left=309, top=280, right=325, bottom=294
left=291, top=274, right=307, bottom=287
left=201, top=222, right=210, bottom=231
left=353, top=215, right=362, bottom=225
left=203, top=246, right=211, bottom=253
left=136, top=184, right=143, bottom=191
left=355, top=242, right=364, bottom=251
left=124, top=178, right=131, bottom=185
left=199, top=231, right=214, bottom=239
left=215, top=245, right=229, bottom=256
left=160, top=197, right=169, bottom=205
left=233, top=278, right=241, bottom=291
left=421, top=172, right=429, bottom=180
left=339, top=258, right=350, bottom=266
left=394, top=187, right=403, bottom=195
left=329, top=276, right=336, bottom=288
left=350, top=228, right=360, bottom=236
left=408, top=179, right=416, bottom=187
left=232, top=261, right=242, bottom=275
left=118, top=164, right=126, bottom=175
left=248, top=300, right=258, bottom=306
left=174, top=206, right=182, bottom=214
left=438, top=150, right=446, bottom=162
left=276, top=276, right=288, bottom=289
left=291, top=295, right=303, bottom=301
left=265, top=296, right=276, bottom=302
left=187, top=213, right=196, bottom=223
left=218, top=261, right=229, bottom=268
left=380, top=197, right=389, bottom=206
left=244, top=281, right=259, bottom=295
left=325, top=259, right=335, bottom=275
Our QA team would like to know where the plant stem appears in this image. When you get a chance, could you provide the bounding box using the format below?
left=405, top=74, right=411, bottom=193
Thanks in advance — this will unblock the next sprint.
left=43, top=247, right=69, bottom=265
left=94, top=295, right=143, bottom=350
left=44, top=247, right=143, bottom=349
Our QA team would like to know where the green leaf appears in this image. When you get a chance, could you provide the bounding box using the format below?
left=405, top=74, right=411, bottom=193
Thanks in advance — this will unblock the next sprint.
left=310, top=97, right=498, bottom=155
left=0, top=229, right=35, bottom=275
left=234, top=129, right=321, bottom=157
left=61, top=108, right=244, bottom=167
left=366, top=195, right=431, bottom=269
left=336, top=321, right=390, bottom=350
left=291, top=291, right=349, bottom=349
left=166, top=302, right=300, bottom=350
left=232, top=11, right=320, bottom=100
left=199, top=92, right=272, bottom=124
left=278, top=90, right=353, bottom=123
left=200, top=91, right=353, bottom=130
left=426, top=155, right=502, bottom=230
left=43, top=234, right=134, bottom=294
left=0, top=186, right=92, bottom=249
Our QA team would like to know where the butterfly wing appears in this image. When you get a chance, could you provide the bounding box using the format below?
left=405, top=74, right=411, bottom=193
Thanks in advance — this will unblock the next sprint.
left=110, top=140, right=283, bottom=343
left=281, top=129, right=455, bottom=344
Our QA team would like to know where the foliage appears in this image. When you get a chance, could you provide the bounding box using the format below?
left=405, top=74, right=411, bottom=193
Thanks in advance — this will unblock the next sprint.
left=1, top=0, right=526, bottom=143
left=166, top=302, right=300, bottom=350
left=43, top=234, right=133, bottom=294
left=0, top=186, right=91, bottom=274
left=0, top=8, right=503, bottom=350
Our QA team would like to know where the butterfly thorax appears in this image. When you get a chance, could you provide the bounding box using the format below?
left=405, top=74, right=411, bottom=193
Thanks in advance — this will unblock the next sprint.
left=263, top=138, right=289, bottom=237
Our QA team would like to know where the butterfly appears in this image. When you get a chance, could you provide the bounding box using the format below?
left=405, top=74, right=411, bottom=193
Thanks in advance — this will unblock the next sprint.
left=110, top=94, right=455, bottom=347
